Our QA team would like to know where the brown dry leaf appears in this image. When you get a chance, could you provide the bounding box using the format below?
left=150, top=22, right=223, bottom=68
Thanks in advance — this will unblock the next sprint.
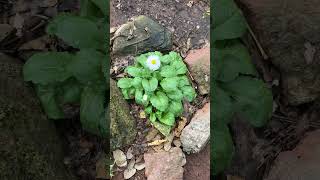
left=147, top=139, right=167, bottom=146
left=174, top=117, right=188, bottom=137
left=163, top=133, right=174, bottom=151
left=139, top=111, right=146, bottom=119
left=96, top=154, right=109, bottom=179
left=146, top=128, right=159, bottom=142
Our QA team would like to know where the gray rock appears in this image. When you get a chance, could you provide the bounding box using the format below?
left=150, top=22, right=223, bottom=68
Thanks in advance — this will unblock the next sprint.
left=112, top=15, right=172, bottom=56
left=181, top=103, right=210, bottom=154
left=240, top=0, right=320, bottom=105
left=110, top=79, right=137, bottom=150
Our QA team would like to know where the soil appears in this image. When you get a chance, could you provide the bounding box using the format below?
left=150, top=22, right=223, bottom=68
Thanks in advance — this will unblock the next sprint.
left=110, top=0, right=210, bottom=180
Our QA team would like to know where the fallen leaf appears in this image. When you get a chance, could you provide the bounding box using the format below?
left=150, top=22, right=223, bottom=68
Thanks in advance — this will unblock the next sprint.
left=134, top=162, right=145, bottom=171
left=139, top=111, right=146, bottom=118
left=148, top=139, right=167, bottom=146
left=113, top=149, right=127, bottom=167
left=174, top=117, right=187, bottom=137
left=126, top=147, right=134, bottom=160
left=146, top=128, right=159, bottom=142
left=164, top=133, right=174, bottom=151
left=124, top=159, right=136, bottom=179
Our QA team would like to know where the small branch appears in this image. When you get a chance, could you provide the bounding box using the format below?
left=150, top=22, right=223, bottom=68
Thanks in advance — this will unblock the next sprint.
left=247, top=23, right=269, bottom=60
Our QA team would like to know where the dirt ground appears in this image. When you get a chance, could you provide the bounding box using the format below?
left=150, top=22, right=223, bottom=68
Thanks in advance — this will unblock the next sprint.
left=110, top=0, right=210, bottom=179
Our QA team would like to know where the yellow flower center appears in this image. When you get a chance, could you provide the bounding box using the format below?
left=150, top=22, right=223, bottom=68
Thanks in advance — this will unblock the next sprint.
left=151, top=59, right=157, bottom=65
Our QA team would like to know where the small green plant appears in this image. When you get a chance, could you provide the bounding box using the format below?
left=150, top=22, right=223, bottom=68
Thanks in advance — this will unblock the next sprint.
left=117, top=51, right=196, bottom=136
left=212, top=0, right=273, bottom=175
left=23, top=0, right=109, bottom=137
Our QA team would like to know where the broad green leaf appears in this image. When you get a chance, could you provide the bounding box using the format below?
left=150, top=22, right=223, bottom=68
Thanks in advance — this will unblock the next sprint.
left=150, top=91, right=169, bottom=111
left=126, top=66, right=151, bottom=78
left=80, top=86, right=107, bottom=137
left=214, top=41, right=257, bottom=82
left=150, top=112, right=156, bottom=122
left=160, top=77, right=179, bottom=92
left=91, top=0, right=109, bottom=16
left=145, top=106, right=152, bottom=114
left=160, top=65, right=176, bottom=77
left=80, top=0, right=103, bottom=18
left=132, top=77, right=143, bottom=89
left=160, top=54, right=172, bottom=64
left=121, top=88, right=130, bottom=99
left=178, top=76, right=190, bottom=88
left=46, top=14, right=104, bottom=49
left=182, top=86, right=196, bottom=102
left=135, top=89, right=144, bottom=105
left=117, top=78, right=132, bottom=89
left=23, top=52, right=72, bottom=84
left=213, top=84, right=234, bottom=125
left=58, top=78, right=82, bottom=103
left=142, top=77, right=158, bottom=92
left=66, top=49, right=104, bottom=84
left=212, top=0, right=247, bottom=41
left=155, top=111, right=163, bottom=120
left=168, top=51, right=182, bottom=62
left=36, top=85, right=64, bottom=119
left=212, top=124, right=234, bottom=175
left=221, top=76, right=273, bottom=127
left=159, top=112, right=175, bottom=126
left=152, top=121, right=171, bottom=136
left=166, top=89, right=183, bottom=101
left=168, top=101, right=183, bottom=117
left=171, top=60, right=187, bottom=75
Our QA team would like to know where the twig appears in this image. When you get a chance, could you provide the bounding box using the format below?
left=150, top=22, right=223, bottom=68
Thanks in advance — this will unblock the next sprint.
left=247, top=23, right=269, bottom=60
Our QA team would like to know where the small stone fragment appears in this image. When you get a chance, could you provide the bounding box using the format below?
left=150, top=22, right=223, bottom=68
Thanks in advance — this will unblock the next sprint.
left=181, top=103, right=210, bottom=153
left=173, top=139, right=182, bottom=147
left=113, top=149, right=127, bottom=167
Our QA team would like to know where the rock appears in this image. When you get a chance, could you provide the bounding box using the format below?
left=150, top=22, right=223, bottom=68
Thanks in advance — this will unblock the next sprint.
left=113, top=149, right=127, bottom=167
left=181, top=103, right=210, bottom=153
left=0, top=24, right=14, bottom=42
left=112, top=15, right=172, bottom=56
left=184, top=144, right=210, bottom=180
left=184, top=48, right=210, bottom=95
left=110, top=79, right=137, bottom=150
left=239, top=0, right=320, bottom=105
left=0, top=53, right=75, bottom=180
left=144, top=147, right=185, bottom=180
left=265, top=130, right=320, bottom=180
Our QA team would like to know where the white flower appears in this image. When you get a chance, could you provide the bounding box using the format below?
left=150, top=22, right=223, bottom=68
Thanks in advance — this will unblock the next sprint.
left=146, top=55, right=161, bottom=71
left=143, top=94, right=148, bottom=101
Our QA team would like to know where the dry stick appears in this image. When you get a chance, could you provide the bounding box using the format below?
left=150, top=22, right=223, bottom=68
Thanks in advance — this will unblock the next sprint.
left=247, top=23, right=269, bottom=60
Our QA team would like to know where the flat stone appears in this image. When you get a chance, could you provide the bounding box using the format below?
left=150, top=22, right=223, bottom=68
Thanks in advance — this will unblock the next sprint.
left=110, top=79, right=137, bottom=150
left=180, top=103, right=210, bottom=154
left=265, top=130, right=320, bottom=180
left=112, top=15, right=172, bottom=56
left=144, top=147, right=185, bottom=180
left=184, top=48, right=210, bottom=95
